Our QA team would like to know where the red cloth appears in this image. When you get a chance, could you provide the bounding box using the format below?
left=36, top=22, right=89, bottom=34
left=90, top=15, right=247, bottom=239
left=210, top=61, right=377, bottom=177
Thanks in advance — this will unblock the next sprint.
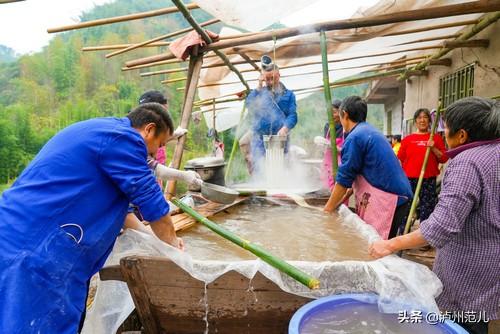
left=398, top=133, right=448, bottom=178
left=169, top=30, right=219, bottom=60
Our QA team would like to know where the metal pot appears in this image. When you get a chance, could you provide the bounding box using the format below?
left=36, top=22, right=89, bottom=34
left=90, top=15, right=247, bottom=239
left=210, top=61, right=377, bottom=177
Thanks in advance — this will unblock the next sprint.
left=184, top=157, right=226, bottom=191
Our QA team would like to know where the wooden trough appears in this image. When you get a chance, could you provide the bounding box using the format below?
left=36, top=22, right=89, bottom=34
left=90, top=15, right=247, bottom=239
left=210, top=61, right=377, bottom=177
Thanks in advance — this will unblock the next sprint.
left=100, top=256, right=312, bottom=334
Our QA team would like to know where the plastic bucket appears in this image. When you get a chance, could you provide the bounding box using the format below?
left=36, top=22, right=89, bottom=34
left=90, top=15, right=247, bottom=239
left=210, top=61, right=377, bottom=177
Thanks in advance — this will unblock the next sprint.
left=289, top=293, right=468, bottom=334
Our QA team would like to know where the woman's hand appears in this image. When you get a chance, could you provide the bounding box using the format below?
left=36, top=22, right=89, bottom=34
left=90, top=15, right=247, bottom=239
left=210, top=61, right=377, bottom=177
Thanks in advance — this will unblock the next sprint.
left=368, top=240, right=395, bottom=258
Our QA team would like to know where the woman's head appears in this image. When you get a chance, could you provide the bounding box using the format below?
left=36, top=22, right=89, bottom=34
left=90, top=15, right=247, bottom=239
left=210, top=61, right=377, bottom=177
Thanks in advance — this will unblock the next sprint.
left=443, top=96, right=500, bottom=148
left=413, top=108, right=431, bottom=133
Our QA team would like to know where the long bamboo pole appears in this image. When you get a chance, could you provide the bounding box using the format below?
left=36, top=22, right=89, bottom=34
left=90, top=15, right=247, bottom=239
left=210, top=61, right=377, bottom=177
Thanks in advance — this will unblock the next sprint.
left=165, top=53, right=204, bottom=199
left=391, top=33, right=460, bottom=46
left=403, top=105, right=442, bottom=235
left=224, top=103, right=247, bottom=182
left=106, top=18, right=220, bottom=58
left=124, top=58, right=187, bottom=72
left=82, top=42, right=170, bottom=52
left=47, top=3, right=200, bottom=33
left=171, top=198, right=320, bottom=289
left=320, top=30, right=338, bottom=178
left=125, top=1, right=500, bottom=66
left=400, top=11, right=500, bottom=80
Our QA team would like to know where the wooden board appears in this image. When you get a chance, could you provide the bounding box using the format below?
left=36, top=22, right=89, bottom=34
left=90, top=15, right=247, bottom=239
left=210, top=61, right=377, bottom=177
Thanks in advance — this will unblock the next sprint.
left=172, top=196, right=248, bottom=232
left=119, top=255, right=312, bottom=334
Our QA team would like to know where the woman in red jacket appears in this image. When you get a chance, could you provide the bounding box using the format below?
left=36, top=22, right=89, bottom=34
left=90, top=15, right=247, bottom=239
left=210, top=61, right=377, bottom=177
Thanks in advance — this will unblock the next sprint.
left=398, top=108, right=448, bottom=221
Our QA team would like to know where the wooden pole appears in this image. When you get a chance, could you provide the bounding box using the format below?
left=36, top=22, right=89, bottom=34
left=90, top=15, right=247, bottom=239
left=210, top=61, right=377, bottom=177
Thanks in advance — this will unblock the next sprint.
left=237, top=51, right=261, bottom=72
left=320, top=30, right=338, bottom=178
left=47, top=3, right=200, bottom=33
left=123, top=59, right=186, bottom=72
left=171, top=198, right=320, bottom=289
left=400, top=11, right=500, bottom=80
left=82, top=42, right=170, bottom=52
left=392, top=33, right=460, bottom=46
left=125, top=1, right=500, bottom=66
left=165, top=53, right=204, bottom=199
left=162, top=76, right=188, bottom=84
left=403, top=105, right=442, bottom=235
left=443, top=39, right=490, bottom=48
left=106, top=18, right=220, bottom=58
left=382, top=18, right=480, bottom=37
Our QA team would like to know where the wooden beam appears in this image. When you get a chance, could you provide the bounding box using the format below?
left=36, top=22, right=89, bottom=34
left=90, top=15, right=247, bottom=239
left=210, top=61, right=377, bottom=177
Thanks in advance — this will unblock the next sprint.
left=443, top=38, right=490, bottom=48
left=47, top=3, right=200, bottom=33
left=0, top=0, right=26, bottom=3
left=401, top=11, right=500, bottom=80
left=125, top=1, right=500, bottom=66
left=106, top=18, right=220, bottom=58
left=165, top=53, right=204, bottom=199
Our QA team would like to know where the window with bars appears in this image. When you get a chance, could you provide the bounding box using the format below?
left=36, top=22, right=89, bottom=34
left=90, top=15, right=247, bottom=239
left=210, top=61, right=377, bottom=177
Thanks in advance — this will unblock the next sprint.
left=439, top=63, right=475, bottom=108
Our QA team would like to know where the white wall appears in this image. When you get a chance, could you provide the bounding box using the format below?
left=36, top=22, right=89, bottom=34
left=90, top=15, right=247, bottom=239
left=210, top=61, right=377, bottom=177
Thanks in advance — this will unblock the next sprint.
left=404, top=20, right=500, bottom=121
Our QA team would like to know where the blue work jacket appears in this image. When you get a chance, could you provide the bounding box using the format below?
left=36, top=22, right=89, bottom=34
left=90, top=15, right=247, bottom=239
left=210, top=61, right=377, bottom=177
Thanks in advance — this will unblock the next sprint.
left=0, top=117, right=169, bottom=333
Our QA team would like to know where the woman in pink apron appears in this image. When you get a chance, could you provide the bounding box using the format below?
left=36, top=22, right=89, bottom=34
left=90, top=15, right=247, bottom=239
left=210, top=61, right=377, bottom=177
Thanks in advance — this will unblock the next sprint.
left=324, top=96, right=413, bottom=240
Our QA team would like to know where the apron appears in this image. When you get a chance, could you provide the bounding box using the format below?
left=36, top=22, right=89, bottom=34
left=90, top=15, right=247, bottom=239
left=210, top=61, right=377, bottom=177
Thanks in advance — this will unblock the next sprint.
left=352, top=175, right=398, bottom=239
left=321, top=129, right=343, bottom=190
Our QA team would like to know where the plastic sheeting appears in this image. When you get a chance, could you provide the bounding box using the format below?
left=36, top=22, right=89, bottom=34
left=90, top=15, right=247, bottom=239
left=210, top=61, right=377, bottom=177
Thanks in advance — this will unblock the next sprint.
left=82, top=204, right=442, bottom=334
left=194, top=0, right=482, bottom=131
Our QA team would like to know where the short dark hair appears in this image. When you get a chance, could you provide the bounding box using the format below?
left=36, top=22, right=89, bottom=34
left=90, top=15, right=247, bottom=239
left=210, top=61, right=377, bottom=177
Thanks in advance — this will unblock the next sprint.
left=139, top=90, right=167, bottom=105
left=339, top=96, right=367, bottom=122
left=332, top=99, right=342, bottom=109
left=443, top=96, right=500, bottom=142
left=413, top=108, right=431, bottom=121
left=393, top=134, right=402, bottom=142
left=127, top=102, right=174, bottom=136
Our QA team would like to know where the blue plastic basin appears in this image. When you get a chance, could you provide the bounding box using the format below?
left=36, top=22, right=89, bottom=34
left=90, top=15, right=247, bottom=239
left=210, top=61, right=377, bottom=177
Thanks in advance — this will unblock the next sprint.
left=289, top=293, right=467, bottom=334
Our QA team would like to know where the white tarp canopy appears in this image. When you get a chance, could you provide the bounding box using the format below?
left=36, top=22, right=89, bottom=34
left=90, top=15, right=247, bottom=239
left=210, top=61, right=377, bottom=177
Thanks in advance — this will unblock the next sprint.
left=192, top=0, right=481, bottom=131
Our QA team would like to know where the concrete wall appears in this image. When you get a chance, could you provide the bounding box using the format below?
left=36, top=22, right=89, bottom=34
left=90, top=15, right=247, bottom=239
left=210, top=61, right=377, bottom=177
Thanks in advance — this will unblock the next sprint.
left=383, top=86, right=405, bottom=135
left=404, top=20, right=500, bottom=121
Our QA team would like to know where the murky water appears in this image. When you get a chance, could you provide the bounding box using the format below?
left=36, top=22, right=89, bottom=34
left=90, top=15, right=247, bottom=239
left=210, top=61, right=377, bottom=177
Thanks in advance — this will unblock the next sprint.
left=301, top=303, right=448, bottom=334
left=179, top=200, right=371, bottom=262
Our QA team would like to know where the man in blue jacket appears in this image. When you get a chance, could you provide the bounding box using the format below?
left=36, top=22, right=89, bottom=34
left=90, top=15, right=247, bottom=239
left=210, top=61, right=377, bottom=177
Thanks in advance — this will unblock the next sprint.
left=245, top=65, right=297, bottom=172
left=0, top=103, right=183, bottom=333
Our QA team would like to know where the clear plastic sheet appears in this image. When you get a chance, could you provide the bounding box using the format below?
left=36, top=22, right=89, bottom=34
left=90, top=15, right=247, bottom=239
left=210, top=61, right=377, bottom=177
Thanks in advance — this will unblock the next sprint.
left=82, top=204, right=442, bottom=334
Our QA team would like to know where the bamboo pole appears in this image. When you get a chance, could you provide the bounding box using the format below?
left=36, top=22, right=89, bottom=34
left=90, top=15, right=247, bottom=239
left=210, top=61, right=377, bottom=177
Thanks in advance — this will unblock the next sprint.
left=400, top=11, right=500, bottom=80
left=382, top=18, right=480, bottom=37
left=403, top=105, right=442, bottom=235
left=225, top=103, right=247, bottom=182
left=162, top=76, right=188, bottom=84
left=237, top=51, right=261, bottom=72
left=443, top=39, right=490, bottom=48
left=83, top=42, right=170, bottom=52
left=47, top=3, right=200, bottom=33
left=320, top=30, right=338, bottom=178
left=165, top=53, right=204, bottom=199
left=171, top=198, right=320, bottom=289
left=106, top=18, right=220, bottom=58
left=123, top=58, right=187, bottom=72
left=392, top=33, right=460, bottom=46
left=125, top=1, right=500, bottom=66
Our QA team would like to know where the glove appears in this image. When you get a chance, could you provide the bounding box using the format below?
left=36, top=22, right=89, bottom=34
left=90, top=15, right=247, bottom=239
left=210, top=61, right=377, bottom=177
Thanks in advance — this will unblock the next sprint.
left=180, top=170, right=203, bottom=187
left=314, top=136, right=331, bottom=147
left=172, top=126, right=188, bottom=139
left=155, top=164, right=202, bottom=186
